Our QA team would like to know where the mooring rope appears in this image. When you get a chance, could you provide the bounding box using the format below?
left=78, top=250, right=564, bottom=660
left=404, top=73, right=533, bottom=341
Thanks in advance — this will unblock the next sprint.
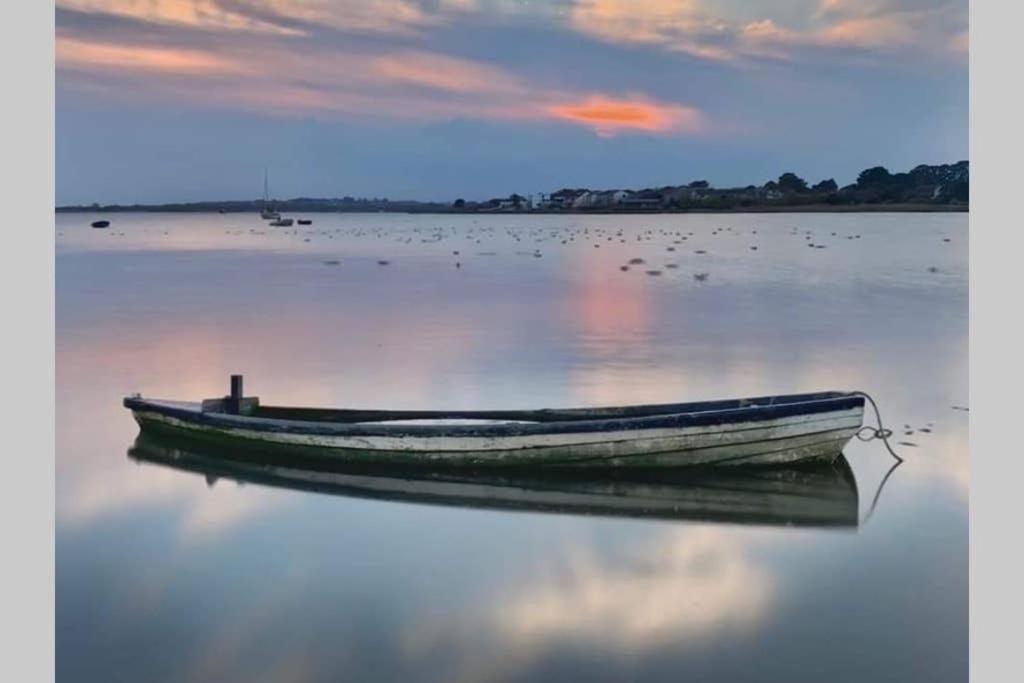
left=851, top=391, right=903, bottom=463
left=862, top=458, right=903, bottom=525
left=849, top=391, right=904, bottom=525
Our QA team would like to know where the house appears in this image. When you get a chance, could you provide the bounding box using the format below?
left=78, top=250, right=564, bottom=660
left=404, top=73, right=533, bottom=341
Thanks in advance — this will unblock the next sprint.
left=572, top=191, right=598, bottom=209
left=543, top=188, right=588, bottom=209
left=609, top=190, right=629, bottom=204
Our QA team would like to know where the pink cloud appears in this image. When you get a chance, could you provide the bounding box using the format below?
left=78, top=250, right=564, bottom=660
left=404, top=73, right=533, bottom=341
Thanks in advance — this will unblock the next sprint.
left=815, top=16, right=915, bottom=49
left=569, top=0, right=736, bottom=61
left=546, top=95, right=703, bottom=136
left=56, top=31, right=709, bottom=137
left=568, top=0, right=965, bottom=63
left=57, top=0, right=300, bottom=34
left=56, top=37, right=249, bottom=75
left=57, top=1, right=471, bottom=36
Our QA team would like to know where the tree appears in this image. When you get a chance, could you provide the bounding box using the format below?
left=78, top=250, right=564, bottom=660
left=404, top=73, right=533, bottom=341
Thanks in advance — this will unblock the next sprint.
left=777, top=172, right=808, bottom=193
left=857, top=166, right=892, bottom=187
left=812, top=178, right=838, bottom=193
left=688, top=180, right=709, bottom=188
left=950, top=181, right=969, bottom=202
left=452, top=198, right=466, bottom=209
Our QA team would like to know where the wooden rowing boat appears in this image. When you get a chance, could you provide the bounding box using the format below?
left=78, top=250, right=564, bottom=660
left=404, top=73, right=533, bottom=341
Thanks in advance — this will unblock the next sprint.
left=128, top=433, right=860, bottom=527
left=123, top=376, right=865, bottom=468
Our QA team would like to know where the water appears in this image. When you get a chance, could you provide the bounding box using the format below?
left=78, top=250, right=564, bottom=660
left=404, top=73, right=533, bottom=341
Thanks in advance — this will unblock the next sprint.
left=56, top=211, right=968, bottom=682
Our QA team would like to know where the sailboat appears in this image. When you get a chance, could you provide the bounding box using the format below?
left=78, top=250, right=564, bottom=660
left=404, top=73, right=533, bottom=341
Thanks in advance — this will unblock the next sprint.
left=259, top=168, right=280, bottom=220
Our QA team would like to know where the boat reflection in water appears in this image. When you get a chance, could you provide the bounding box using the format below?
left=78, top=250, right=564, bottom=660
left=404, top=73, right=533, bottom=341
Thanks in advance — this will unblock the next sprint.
left=127, top=433, right=860, bottom=528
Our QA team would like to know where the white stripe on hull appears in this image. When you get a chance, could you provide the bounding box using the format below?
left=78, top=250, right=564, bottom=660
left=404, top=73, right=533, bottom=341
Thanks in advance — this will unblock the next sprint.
left=133, top=405, right=863, bottom=467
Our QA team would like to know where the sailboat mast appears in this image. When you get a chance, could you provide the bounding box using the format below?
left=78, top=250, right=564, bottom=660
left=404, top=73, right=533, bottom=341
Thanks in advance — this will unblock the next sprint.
left=263, top=168, right=269, bottom=205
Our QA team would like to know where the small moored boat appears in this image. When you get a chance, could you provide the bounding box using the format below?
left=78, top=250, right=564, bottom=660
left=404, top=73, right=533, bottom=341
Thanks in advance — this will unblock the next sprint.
left=123, top=376, right=866, bottom=468
left=90, top=220, right=110, bottom=228
left=269, top=218, right=294, bottom=226
left=297, top=219, right=312, bottom=225
left=259, top=169, right=280, bottom=220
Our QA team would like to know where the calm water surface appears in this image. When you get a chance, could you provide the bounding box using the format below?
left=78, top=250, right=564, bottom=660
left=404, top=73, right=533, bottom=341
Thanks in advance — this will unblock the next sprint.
left=56, top=212, right=968, bottom=682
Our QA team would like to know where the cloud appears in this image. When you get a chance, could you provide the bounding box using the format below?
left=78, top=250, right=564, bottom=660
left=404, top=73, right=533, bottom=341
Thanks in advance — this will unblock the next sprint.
left=547, top=95, right=703, bottom=136
left=56, top=28, right=708, bottom=137
left=57, top=0, right=477, bottom=36
left=253, top=0, right=442, bottom=34
left=58, top=449, right=290, bottom=542
left=57, top=36, right=250, bottom=75
left=132, top=0, right=959, bottom=60
left=569, top=0, right=736, bottom=61
left=401, top=527, right=774, bottom=681
left=815, top=16, right=914, bottom=48
left=57, top=0, right=300, bottom=34
left=493, top=528, right=772, bottom=649
left=55, top=0, right=964, bottom=143
left=568, top=0, right=968, bottom=63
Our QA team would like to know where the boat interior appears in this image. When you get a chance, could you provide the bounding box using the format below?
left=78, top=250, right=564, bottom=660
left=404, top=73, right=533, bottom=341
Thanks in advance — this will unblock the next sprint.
left=204, top=390, right=858, bottom=424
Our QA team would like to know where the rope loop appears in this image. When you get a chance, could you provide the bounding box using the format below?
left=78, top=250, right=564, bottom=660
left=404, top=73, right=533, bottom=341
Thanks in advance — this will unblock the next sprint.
left=850, top=391, right=902, bottom=463
left=856, top=425, right=893, bottom=442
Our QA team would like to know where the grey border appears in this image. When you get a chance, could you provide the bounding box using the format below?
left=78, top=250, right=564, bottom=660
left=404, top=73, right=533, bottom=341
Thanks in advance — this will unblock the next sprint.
left=3, top=1, right=54, bottom=681
left=971, top=1, right=1023, bottom=681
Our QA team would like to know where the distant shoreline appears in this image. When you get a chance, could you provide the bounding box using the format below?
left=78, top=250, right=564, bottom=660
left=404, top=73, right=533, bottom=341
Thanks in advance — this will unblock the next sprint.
left=56, top=160, right=969, bottom=215
left=55, top=203, right=967, bottom=215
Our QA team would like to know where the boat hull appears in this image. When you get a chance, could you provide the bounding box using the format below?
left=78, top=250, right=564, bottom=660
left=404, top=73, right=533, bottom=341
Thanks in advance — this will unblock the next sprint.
left=126, top=393, right=864, bottom=468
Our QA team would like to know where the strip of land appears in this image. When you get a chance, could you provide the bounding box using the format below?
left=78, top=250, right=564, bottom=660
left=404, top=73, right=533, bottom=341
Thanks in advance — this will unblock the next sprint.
left=57, top=161, right=968, bottom=214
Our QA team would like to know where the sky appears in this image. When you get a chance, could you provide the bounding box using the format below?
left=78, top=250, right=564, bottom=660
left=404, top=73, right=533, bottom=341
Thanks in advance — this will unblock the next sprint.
left=55, top=0, right=968, bottom=205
